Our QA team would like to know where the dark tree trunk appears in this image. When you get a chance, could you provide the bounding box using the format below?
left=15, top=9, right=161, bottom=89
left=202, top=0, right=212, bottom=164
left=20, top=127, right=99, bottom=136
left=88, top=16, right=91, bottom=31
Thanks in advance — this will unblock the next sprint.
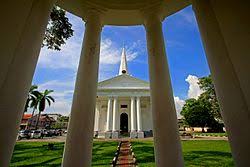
left=28, top=108, right=36, bottom=129
left=31, top=107, right=36, bottom=117
left=35, top=111, right=42, bottom=130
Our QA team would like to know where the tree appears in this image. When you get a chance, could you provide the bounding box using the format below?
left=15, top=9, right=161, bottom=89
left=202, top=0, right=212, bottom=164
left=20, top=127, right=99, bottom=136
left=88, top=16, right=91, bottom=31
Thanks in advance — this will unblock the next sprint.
left=29, top=90, right=41, bottom=117
left=23, top=85, right=38, bottom=114
left=35, top=90, right=55, bottom=129
left=198, top=75, right=221, bottom=121
left=42, top=6, right=74, bottom=51
left=181, top=98, right=215, bottom=132
left=51, top=116, right=69, bottom=129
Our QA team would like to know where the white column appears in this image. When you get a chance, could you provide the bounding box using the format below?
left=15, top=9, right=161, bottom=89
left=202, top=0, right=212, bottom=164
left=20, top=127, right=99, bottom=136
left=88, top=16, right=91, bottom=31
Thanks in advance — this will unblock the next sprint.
left=94, top=103, right=100, bottom=132
left=0, top=1, right=54, bottom=166
left=192, top=1, right=250, bottom=166
left=143, top=9, right=184, bottom=167
left=130, top=97, right=136, bottom=132
left=62, top=9, right=102, bottom=167
left=112, top=97, right=118, bottom=131
left=136, top=97, right=142, bottom=131
left=106, top=97, right=113, bottom=131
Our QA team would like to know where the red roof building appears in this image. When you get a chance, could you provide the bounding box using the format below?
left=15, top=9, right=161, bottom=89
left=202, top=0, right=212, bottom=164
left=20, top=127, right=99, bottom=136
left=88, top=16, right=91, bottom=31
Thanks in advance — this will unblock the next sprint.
left=20, top=114, right=32, bottom=130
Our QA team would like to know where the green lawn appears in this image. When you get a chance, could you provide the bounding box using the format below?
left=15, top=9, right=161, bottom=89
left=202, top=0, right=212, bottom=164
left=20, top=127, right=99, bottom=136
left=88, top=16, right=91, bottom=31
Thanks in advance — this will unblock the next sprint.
left=132, top=140, right=234, bottom=167
left=11, top=140, right=234, bottom=167
left=11, top=141, right=118, bottom=167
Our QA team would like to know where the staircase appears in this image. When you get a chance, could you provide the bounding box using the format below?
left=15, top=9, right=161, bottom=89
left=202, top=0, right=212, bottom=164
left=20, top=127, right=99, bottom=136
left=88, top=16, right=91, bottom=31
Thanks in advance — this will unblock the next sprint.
left=111, top=141, right=137, bottom=167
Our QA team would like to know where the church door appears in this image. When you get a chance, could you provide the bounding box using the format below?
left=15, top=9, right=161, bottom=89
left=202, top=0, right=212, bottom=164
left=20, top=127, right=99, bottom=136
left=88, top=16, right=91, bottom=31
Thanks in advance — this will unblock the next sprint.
left=120, top=113, right=128, bottom=133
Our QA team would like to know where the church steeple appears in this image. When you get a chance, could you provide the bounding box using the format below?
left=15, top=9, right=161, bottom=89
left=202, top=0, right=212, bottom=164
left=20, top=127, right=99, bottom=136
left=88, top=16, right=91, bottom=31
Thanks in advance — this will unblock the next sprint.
left=119, top=47, right=128, bottom=75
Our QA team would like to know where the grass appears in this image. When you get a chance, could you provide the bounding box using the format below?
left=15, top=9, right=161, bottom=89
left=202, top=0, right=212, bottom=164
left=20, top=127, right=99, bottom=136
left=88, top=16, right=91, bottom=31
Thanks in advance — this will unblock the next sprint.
left=132, top=140, right=234, bottom=167
left=11, top=140, right=234, bottom=167
left=11, top=141, right=118, bottom=167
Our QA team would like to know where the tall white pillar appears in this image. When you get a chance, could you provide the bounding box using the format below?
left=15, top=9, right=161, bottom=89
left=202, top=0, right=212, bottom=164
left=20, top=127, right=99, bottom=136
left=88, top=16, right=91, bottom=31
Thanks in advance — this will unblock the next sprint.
left=112, top=97, right=118, bottom=131
left=112, top=97, right=119, bottom=138
left=136, top=97, right=144, bottom=138
left=0, top=1, right=55, bottom=166
left=130, top=97, right=137, bottom=138
left=94, top=103, right=100, bottom=132
left=143, top=9, right=184, bottom=167
left=62, top=9, right=102, bottom=167
left=136, top=97, right=142, bottom=131
left=192, top=0, right=250, bottom=166
left=106, top=97, right=113, bottom=131
left=130, top=97, right=136, bottom=131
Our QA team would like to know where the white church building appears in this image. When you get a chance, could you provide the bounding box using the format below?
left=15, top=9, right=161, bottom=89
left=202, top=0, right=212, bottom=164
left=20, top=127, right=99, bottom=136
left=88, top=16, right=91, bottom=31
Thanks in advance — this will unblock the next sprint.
left=94, top=48, right=153, bottom=138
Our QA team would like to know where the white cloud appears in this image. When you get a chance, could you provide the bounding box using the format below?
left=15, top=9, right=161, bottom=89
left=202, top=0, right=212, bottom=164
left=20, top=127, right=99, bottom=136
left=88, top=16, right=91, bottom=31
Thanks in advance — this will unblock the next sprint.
left=100, top=38, right=139, bottom=65
left=98, top=39, right=142, bottom=80
left=167, top=6, right=197, bottom=29
left=33, top=80, right=75, bottom=116
left=39, top=80, right=74, bottom=91
left=38, top=37, right=82, bottom=70
left=37, top=37, right=139, bottom=74
left=44, top=98, right=72, bottom=116
left=174, top=96, right=186, bottom=118
left=173, top=74, right=204, bottom=118
left=185, top=75, right=203, bottom=99
left=178, top=9, right=196, bottom=25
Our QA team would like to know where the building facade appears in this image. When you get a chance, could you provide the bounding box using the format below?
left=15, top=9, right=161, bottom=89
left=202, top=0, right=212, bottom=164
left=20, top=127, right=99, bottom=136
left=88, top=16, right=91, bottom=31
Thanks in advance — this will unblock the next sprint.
left=94, top=48, right=153, bottom=138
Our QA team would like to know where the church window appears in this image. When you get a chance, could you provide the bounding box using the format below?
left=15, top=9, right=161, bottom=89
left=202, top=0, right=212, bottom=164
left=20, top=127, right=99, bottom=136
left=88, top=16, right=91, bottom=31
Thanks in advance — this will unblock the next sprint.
left=120, top=105, right=128, bottom=108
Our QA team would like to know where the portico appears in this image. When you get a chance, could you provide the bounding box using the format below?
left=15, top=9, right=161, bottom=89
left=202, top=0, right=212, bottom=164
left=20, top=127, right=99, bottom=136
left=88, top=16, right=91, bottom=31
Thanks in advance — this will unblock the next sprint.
left=0, top=0, right=249, bottom=167
left=95, top=95, right=150, bottom=139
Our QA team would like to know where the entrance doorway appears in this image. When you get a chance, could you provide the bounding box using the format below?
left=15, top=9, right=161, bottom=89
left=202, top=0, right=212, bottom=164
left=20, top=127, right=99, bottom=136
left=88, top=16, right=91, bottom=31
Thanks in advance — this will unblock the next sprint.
left=120, top=113, right=128, bottom=133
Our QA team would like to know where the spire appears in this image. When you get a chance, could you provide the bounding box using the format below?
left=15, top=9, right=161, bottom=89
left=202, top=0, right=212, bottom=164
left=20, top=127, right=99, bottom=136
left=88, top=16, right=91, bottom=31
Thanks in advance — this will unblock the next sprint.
left=119, top=47, right=128, bottom=75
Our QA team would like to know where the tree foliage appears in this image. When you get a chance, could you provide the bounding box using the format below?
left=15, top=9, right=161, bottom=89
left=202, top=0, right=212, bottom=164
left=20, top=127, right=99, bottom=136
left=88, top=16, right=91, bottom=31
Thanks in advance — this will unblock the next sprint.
left=24, top=85, right=38, bottom=113
left=181, top=98, right=214, bottom=129
left=181, top=75, right=224, bottom=131
left=42, top=6, right=74, bottom=51
left=198, top=75, right=221, bottom=121
left=35, top=89, right=55, bottom=129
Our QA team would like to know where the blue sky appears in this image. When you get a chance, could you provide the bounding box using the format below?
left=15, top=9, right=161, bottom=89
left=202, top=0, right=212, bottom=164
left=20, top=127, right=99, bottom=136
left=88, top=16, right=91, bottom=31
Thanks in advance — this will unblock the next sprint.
left=32, top=5, right=210, bottom=116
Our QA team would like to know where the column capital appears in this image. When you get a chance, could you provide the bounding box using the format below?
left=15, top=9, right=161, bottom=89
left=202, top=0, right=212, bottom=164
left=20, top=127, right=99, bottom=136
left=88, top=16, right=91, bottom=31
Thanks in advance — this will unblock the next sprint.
left=113, top=96, right=118, bottom=100
left=84, top=8, right=104, bottom=28
left=140, top=4, right=164, bottom=27
left=107, top=96, right=113, bottom=100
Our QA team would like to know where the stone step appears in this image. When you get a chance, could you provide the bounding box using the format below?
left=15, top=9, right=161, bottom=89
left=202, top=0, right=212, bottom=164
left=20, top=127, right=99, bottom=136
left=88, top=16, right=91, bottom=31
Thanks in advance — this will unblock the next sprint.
left=112, top=141, right=137, bottom=167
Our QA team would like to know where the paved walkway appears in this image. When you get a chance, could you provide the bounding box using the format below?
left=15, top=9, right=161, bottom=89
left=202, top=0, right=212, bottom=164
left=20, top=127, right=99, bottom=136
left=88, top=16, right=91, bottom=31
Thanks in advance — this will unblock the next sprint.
left=116, top=141, right=136, bottom=167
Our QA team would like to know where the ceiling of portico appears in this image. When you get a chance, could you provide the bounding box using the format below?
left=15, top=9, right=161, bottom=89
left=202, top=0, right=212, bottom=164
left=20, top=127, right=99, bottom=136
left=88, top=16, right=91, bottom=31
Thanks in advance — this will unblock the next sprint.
left=57, top=0, right=190, bottom=25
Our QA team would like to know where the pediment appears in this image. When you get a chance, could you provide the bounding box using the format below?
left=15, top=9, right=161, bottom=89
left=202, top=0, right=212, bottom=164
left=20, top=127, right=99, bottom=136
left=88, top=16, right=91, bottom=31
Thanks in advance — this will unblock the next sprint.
left=98, top=74, right=149, bottom=90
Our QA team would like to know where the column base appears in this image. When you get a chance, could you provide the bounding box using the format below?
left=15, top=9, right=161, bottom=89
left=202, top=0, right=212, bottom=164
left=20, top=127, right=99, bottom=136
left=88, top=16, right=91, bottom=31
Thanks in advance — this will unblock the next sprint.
left=105, top=131, right=112, bottom=139
left=93, top=131, right=98, bottom=138
left=112, top=131, right=119, bottom=139
left=130, top=131, right=137, bottom=138
left=137, top=131, right=144, bottom=138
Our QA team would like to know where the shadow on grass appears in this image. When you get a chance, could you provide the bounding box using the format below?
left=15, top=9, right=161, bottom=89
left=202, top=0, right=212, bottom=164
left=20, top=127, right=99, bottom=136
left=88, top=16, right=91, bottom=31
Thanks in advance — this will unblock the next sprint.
left=11, top=141, right=118, bottom=167
left=184, top=151, right=234, bottom=166
left=16, top=157, right=62, bottom=167
left=92, top=141, right=118, bottom=166
left=132, top=141, right=234, bottom=167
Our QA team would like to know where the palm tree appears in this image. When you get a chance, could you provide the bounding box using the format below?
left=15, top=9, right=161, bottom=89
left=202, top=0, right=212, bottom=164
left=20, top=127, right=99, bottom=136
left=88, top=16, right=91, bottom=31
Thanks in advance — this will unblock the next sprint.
left=23, top=85, right=38, bottom=113
left=35, top=89, right=55, bottom=130
left=29, top=90, right=41, bottom=117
